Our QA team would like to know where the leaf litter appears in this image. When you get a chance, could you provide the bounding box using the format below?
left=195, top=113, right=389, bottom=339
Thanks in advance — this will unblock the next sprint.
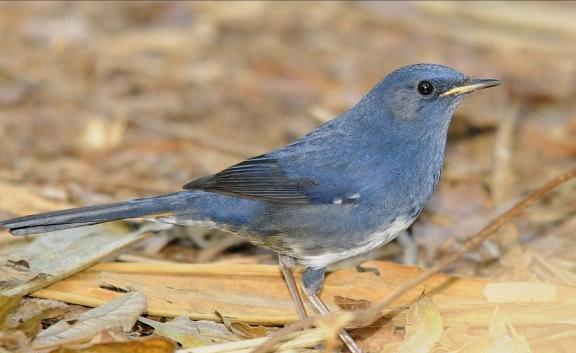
left=32, top=291, right=147, bottom=349
left=139, top=316, right=240, bottom=349
left=0, top=2, right=575, bottom=353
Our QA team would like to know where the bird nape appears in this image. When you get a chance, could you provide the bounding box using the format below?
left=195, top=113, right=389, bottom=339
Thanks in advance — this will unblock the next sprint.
left=1, top=64, right=501, bottom=353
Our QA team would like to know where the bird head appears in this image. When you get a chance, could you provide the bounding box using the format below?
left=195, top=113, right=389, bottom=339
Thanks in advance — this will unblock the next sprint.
left=363, top=64, right=501, bottom=135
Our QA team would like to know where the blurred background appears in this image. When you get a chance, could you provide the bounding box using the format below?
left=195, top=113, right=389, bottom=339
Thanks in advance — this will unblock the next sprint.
left=0, top=1, right=575, bottom=279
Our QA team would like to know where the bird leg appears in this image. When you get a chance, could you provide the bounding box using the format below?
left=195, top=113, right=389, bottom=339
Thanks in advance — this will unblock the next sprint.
left=278, top=255, right=308, bottom=320
left=302, top=267, right=363, bottom=353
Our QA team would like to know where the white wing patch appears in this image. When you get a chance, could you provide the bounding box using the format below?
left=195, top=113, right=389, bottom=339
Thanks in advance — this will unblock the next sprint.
left=333, top=193, right=360, bottom=205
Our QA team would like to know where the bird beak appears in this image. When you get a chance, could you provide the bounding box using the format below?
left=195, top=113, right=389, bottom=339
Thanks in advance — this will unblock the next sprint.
left=440, top=78, right=502, bottom=97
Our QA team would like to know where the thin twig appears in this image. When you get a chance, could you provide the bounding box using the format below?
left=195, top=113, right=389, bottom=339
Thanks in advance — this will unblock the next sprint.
left=251, top=319, right=316, bottom=353
left=252, top=167, right=576, bottom=353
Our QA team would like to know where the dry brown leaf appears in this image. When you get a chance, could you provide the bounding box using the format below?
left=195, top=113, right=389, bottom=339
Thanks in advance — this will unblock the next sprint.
left=32, top=291, right=147, bottom=349
left=4, top=298, right=69, bottom=341
left=0, top=295, right=22, bottom=327
left=139, top=316, right=239, bottom=349
left=5, top=299, right=69, bottom=328
left=396, top=294, right=443, bottom=353
left=217, top=312, right=267, bottom=339
left=56, top=335, right=175, bottom=353
left=0, top=297, right=69, bottom=351
left=333, top=295, right=372, bottom=311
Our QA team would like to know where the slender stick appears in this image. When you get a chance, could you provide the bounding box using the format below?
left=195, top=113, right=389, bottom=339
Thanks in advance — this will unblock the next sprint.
left=252, top=167, right=576, bottom=353
left=251, top=319, right=315, bottom=353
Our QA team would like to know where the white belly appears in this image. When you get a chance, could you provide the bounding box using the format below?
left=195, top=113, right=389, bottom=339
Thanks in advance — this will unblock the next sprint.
left=298, top=216, right=414, bottom=268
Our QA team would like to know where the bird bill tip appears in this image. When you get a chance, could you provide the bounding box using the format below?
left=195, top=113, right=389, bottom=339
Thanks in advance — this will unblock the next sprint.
left=441, top=78, right=502, bottom=97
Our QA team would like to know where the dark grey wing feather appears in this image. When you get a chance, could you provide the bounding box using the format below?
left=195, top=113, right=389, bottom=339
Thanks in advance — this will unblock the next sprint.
left=183, top=155, right=315, bottom=204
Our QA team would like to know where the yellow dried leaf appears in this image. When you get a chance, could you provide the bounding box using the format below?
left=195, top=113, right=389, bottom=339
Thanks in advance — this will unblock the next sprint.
left=17, top=314, right=43, bottom=339
left=139, top=316, right=239, bottom=349
left=5, top=298, right=68, bottom=329
left=0, top=298, right=69, bottom=344
left=0, top=295, right=22, bottom=328
left=226, top=320, right=268, bottom=339
left=396, top=294, right=443, bottom=353
left=56, top=336, right=175, bottom=353
left=334, top=295, right=372, bottom=311
left=216, top=311, right=267, bottom=339
left=483, top=282, right=556, bottom=303
left=0, top=297, right=69, bottom=351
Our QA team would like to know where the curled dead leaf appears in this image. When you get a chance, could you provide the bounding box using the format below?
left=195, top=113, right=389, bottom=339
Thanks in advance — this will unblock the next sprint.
left=33, top=291, right=147, bottom=349
left=397, top=294, right=443, bottom=353
left=5, top=298, right=70, bottom=339
left=333, top=295, right=372, bottom=311
left=139, top=316, right=239, bottom=349
left=216, top=311, right=267, bottom=339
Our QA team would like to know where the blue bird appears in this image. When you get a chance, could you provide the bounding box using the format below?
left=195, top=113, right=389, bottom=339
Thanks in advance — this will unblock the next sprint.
left=1, top=64, right=501, bottom=353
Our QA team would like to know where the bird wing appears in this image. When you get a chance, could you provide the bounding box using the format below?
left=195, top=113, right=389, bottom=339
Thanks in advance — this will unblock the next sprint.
left=183, top=154, right=317, bottom=204
left=184, top=117, right=366, bottom=205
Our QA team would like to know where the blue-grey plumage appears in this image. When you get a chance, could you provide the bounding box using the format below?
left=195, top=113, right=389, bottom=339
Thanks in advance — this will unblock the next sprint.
left=1, top=64, right=501, bottom=269
left=168, top=64, right=499, bottom=267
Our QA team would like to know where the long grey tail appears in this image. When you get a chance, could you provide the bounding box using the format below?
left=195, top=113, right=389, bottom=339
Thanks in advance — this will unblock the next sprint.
left=1, top=191, right=195, bottom=236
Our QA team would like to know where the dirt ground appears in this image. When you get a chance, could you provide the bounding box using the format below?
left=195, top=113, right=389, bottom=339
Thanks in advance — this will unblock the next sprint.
left=0, top=2, right=575, bottom=353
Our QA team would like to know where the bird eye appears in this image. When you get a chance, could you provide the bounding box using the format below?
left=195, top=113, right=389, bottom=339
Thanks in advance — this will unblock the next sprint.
left=417, top=81, right=435, bottom=96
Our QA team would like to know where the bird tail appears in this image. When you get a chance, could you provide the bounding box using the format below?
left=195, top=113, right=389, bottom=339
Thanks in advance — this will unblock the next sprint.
left=1, top=191, right=195, bottom=236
